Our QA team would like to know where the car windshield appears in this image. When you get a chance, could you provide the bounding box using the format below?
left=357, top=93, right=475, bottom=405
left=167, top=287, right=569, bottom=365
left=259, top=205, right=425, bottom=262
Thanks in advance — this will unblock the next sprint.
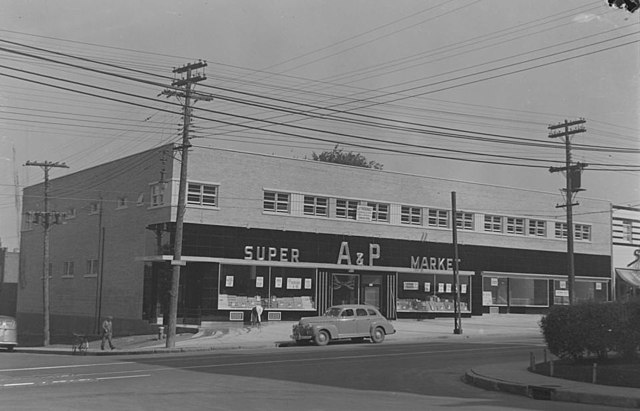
left=324, top=307, right=343, bottom=317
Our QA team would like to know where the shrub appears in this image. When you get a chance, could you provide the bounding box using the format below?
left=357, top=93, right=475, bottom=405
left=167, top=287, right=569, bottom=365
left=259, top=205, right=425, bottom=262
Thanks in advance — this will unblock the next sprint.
left=540, top=300, right=640, bottom=361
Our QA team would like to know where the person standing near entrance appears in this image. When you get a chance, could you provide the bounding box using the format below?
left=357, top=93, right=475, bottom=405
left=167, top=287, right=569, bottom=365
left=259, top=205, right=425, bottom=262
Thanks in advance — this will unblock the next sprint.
left=252, top=304, right=264, bottom=327
left=101, top=315, right=116, bottom=350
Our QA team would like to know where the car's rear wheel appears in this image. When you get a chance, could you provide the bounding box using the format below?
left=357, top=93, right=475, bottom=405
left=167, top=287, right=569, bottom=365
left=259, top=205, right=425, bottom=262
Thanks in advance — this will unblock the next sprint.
left=370, top=327, right=385, bottom=343
left=314, top=330, right=330, bottom=346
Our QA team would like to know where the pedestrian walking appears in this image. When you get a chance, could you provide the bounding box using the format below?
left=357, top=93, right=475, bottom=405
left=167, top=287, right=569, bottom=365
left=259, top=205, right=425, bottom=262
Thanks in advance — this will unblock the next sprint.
left=101, top=315, right=116, bottom=350
left=251, top=304, right=264, bottom=327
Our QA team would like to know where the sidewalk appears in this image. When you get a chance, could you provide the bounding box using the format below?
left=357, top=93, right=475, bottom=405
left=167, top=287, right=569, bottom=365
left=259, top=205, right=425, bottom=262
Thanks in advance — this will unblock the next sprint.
left=16, top=314, right=640, bottom=409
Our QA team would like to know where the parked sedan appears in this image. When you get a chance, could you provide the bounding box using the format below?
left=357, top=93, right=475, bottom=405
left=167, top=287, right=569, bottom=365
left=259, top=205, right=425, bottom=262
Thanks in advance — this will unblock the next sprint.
left=0, top=316, right=17, bottom=351
left=291, top=304, right=395, bottom=346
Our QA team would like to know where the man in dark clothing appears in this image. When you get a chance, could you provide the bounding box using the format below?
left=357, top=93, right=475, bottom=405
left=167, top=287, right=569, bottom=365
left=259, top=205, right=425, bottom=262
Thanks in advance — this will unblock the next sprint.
left=101, top=316, right=115, bottom=350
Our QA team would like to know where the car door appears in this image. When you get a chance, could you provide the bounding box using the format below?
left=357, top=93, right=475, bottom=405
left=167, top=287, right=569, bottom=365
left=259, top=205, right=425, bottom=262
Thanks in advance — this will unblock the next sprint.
left=337, top=308, right=357, bottom=336
left=355, top=308, right=372, bottom=334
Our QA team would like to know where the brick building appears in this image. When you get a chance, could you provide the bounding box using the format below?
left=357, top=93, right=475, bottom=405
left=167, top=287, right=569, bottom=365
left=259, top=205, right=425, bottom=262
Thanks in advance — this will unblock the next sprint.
left=17, top=144, right=612, bottom=343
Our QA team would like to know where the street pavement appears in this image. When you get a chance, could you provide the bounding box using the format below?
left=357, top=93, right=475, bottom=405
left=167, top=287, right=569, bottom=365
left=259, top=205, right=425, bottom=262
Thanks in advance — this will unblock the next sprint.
left=16, top=314, right=640, bottom=409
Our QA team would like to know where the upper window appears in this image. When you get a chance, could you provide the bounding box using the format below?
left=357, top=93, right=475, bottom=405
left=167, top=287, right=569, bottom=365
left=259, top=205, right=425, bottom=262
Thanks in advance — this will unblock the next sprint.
left=63, top=261, right=74, bottom=278
left=554, top=222, right=567, bottom=239
left=428, top=209, right=448, bottom=228
left=150, top=183, right=165, bottom=207
left=506, top=217, right=525, bottom=235
left=621, top=220, right=633, bottom=243
left=456, top=211, right=474, bottom=231
left=86, top=259, right=98, bottom=276
left=336, top=199, right=358, bottom=220
left=264, top=191, right=289, bottom=213
left=484, top=215, right=502, bottom=232
left=188, top=183, right=218, bottom=207
left=116, top=197, right=127, bottom=209
left=529, top=219, right=546, bottom=237
left=89, top=202, right=100, bottom=215
left=574, top=224, right=591, bottom=241
left=303, top=196, right=328, bottom=217
left=401, top=206, right=422, bottom=225
left=367, top=202, right=389, bottom=222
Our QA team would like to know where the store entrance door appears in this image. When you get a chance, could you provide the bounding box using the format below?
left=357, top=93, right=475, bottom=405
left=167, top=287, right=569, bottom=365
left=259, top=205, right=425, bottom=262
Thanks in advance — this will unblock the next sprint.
left=361, top=274, right=383, bottom=309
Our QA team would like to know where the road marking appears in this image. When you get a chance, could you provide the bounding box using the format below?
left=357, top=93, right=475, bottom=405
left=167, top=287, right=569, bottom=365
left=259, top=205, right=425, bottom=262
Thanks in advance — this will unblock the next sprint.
left=96, top=374, right=150, bottom=381
left=0, top=361, right=136, bottom=373
left=3, top=382, right=35, bottom=387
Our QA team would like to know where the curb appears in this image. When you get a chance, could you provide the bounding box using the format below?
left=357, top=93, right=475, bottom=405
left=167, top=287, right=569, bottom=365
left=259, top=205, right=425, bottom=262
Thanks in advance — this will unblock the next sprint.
left=463, top=368, right=640, bottom=409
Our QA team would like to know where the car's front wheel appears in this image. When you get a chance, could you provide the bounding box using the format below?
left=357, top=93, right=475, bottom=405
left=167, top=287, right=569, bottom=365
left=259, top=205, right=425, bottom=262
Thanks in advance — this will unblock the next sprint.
left=370, top=327, right=385, bottom=343
left=314, top=330, right=330, bottom=346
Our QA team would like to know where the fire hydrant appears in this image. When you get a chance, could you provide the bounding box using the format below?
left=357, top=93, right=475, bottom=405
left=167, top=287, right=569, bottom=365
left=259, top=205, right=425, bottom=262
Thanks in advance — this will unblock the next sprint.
left=158, top=326, right=165, bottom=340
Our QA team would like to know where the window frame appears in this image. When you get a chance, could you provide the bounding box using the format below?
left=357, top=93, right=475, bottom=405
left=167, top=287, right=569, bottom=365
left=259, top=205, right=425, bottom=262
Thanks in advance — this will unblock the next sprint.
left=427, top=209, right=449, bottom=228
left=574, top=224, right=591, bottom=241
left=401, top=206, right=422, bottom=226
left=85, top=259, right=98, bottom=277
left=187, top=182, right=219, bottom=208
left=303, top=195, right=328, bottom=217
left=456, top=211, right=474, bottom=231
left=554, top=222, right=568, bottom=239
left=484, top=215, right=503, bottom=233
left=336, top=199, right=358, bottom=220
left=150, top=183, right=166, bottom=207
left=263, top=191, right=290, bottom=214
left=528, top=219, right=546, bottom=237
left=62, top=261, right=74, bottom=278
left=506, top=217, right=525, bottom=235
left=366, top=202, right=389, bottom=223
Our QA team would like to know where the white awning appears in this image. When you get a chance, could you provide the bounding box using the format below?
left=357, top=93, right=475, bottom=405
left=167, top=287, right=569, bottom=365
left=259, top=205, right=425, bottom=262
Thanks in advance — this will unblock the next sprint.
left=616, top=268, right=640, bottom=288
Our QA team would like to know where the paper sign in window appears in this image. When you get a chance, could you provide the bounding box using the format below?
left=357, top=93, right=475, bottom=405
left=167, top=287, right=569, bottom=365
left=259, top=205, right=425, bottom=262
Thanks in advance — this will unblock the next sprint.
left=256, top=276, right=264, bottom=288
left=304, top=278, right=312, bottom=289
left=225, top=276, right=234, bottom=287
left=424, top=282, right=431, bottom=292
left=275, top=277, right=282, bottom=288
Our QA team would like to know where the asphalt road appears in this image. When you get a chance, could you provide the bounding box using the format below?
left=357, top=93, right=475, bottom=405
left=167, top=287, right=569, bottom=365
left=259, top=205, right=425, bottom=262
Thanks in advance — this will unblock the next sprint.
left=0, top=338, right=627, bottom=411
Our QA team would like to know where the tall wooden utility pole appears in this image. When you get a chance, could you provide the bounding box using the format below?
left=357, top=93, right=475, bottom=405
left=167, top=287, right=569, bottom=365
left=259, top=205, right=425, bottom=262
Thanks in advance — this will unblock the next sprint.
left=451, top=191, right=462, bottom=335
left=548, top=119, right=587, bottom=305
left=165, top=61, right=207, bottom=348
left=24, top=160, right=69, bottom=346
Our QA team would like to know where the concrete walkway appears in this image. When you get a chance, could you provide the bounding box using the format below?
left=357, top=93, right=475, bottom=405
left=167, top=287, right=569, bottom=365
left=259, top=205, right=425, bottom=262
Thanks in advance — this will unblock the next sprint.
left=16, top=314, right=640, bottom=409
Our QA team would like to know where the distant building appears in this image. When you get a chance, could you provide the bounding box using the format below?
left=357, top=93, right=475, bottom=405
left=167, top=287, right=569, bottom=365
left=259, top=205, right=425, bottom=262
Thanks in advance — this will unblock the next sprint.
left=612, top=205, right=640, bottom=300
left=0, top=245, right=19, bottom=317
left=18, top=144, right=612, bottom=343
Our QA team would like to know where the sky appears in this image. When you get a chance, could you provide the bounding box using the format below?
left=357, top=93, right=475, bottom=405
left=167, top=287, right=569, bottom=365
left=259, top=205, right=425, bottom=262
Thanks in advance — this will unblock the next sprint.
left=0, top=0, right=639, bottom=250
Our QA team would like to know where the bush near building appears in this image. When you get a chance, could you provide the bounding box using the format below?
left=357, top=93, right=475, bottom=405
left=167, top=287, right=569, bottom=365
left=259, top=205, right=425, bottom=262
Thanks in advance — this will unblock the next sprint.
left=540, top=299, right=640, bottom=361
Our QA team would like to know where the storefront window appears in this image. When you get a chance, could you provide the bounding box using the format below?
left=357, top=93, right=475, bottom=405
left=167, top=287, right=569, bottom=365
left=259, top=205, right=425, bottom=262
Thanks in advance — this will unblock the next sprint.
left=397, top=273, right=470, bottom=313
left=553, top=280, right=608, bottom=305
left=269, top=267, right=316, bottom=310
left=218, top=265, right=316, bottom=311
left=483, top=277, right=509, bottom=306
left=332, top=273, right=359, bottom=305
left=509, top=278, right=549, bottom=306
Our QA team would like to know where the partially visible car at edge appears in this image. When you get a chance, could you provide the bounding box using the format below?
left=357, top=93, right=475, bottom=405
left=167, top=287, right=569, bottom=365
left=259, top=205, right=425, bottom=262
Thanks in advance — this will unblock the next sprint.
left=291, top=304, right=395, bottom=346
left=0, top=316, right=17, bottom=351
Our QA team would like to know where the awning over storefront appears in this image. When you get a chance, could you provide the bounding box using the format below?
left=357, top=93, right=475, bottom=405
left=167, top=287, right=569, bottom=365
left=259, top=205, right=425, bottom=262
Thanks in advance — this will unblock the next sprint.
left=616, top=268, right=640, bottom=288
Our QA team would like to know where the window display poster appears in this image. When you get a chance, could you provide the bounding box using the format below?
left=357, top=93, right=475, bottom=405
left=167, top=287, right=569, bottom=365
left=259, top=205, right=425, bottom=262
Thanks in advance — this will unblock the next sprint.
left=304, top=278, right=312, bottom=289
left=482, top=291, right=493, bottom=305
left=556, top=289, right=569, bottom=297
left=424, top=282, right=431, bottom=292
left=490, top=278, right=498, bottom=287
left=445, top=283, right=452, bottom=293
left=559, top=281, right=566, bottom=289
left=461, top=284, right=467, bottom=294
left=438, top=283, right=445, bottom=293
left=403, top=281, right=419, bottom=290
left=275, top=277, right=283, bottom=288
left=256, top=276, right=264, bottom=288
left=595, top=282, right=602, bottom=290
left=225, top=275, right=234, bottom=287
left=287, top=277, right=302, bottom=290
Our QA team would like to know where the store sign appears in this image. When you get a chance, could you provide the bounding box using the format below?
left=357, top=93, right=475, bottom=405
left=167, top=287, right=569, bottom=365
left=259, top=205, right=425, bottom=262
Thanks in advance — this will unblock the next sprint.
left=410, top=255, right=456, bottom=271
left=336, top=242, right=381, bottom=266
left=244, top=245, right=300, bottom=262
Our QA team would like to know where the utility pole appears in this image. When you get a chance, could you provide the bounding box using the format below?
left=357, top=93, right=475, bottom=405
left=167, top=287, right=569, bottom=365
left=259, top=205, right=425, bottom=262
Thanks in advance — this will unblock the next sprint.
left=24, top=160, right=69, bottom=346
left=451, top=191, right=462, bottom=334
left=164, top=61, right=207, bottom=348
left=548, top=119, right=587, bottom=305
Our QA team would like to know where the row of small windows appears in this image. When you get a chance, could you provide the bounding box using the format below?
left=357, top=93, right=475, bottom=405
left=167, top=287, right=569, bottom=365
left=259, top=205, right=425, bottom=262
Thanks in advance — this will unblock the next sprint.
left=263, top=191, right=592, bottom=241
left=60, top=259, right=98, bottom=278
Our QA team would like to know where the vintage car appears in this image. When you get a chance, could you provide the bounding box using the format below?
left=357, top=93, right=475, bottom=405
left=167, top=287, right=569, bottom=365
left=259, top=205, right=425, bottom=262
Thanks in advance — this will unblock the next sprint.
left=291, top=304, right=395, bottom=346
left=0, top=316, right=17, bottom=351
